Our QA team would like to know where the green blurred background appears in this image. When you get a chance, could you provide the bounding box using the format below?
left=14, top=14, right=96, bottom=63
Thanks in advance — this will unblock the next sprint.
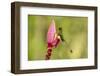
left=28, top=15, right=88, bottom=61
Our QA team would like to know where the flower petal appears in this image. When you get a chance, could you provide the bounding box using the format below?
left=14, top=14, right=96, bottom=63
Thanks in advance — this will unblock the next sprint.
left=47, top=19, right=56, bottom=43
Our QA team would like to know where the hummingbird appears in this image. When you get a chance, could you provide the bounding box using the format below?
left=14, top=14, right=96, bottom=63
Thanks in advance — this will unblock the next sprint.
left=58, top=27, right=73, bottom=53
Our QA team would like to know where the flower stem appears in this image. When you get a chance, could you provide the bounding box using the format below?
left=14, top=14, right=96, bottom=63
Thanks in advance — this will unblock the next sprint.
left=45, top=48, right=52, bottom=60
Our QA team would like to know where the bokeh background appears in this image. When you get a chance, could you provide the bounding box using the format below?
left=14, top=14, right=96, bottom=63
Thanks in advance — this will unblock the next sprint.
left=28, top=15, right=88, bottom=60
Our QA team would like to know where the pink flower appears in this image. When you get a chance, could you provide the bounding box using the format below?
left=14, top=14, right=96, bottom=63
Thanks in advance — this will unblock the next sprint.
left=47, top=19, right=56, bottom=44
left=47, top=19, right=60, bottom=47
left=46, top=19, right=60, bottom=60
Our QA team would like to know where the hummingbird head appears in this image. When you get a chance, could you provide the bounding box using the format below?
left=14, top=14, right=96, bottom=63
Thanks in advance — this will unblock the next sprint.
left=59, top=27, right=62, bottom=29
left=58, top=27, right=65, bottom=42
